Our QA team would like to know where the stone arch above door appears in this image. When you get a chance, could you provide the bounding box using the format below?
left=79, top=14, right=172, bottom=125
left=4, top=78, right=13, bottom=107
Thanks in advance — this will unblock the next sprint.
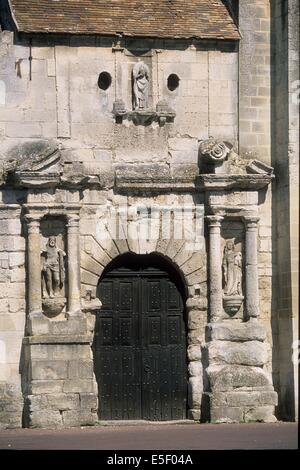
left=80, top=233, right=207, bottom=306
left=81, top=241, right=207, bottom=421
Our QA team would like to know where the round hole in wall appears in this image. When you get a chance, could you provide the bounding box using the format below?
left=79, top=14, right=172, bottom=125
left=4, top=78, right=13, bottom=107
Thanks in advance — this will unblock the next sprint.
left=167, top=74, right=180, bottom=91
left=98, top=71, right=112, bottom=91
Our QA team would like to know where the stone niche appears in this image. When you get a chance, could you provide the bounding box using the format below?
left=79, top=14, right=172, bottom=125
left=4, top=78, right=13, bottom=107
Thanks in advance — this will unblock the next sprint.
left=40, top=217, right=67, bottom=317
left=221, top=220, right=245, bottom=319
left=113, top=50, right=176, bottom=125
left=22, top=210, right=99, bottom=428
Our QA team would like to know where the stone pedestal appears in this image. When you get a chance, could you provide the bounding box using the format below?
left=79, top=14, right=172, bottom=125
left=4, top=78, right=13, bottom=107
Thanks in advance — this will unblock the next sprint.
left=22, top=323, right=98, bottom=428
left=205, top=321, right=277, bottom=423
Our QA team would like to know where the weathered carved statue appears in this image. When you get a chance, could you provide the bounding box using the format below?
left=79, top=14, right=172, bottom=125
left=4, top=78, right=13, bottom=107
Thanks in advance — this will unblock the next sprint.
left=42, top=236, right=66, bottom=298
left=222, top=240, right=242, bottom=297
left=133, top=61, right=150, bottom=110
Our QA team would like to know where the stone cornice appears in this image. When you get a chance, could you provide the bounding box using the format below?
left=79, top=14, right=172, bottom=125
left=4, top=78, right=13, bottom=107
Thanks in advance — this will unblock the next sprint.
left=115, top=178, right=196, bottom=193
left=23, top=203, right=82, bottom=216
left=1, top=173, right=274, bottom=193
left=195, top=174, right=274, bottom=191
left=115, top=173, right=274, bottom=193
left=23, top=334, right=93, bottom=345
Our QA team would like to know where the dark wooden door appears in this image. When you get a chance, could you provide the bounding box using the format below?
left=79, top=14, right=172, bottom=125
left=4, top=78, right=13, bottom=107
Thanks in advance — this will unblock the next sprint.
left=93, top=267, right=187, bottom=421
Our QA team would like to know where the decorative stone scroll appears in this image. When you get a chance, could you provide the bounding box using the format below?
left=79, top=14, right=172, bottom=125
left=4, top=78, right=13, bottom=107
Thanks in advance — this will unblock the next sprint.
left=200, top=138, right=231, bottom=163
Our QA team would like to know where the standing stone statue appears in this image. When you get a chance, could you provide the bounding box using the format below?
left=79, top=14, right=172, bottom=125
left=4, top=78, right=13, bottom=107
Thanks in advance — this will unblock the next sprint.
left=222, top=240, right=242, bottom=297
left=42, top=236, right=66, bottom=298
left=133, top=61, right=150, bottom=110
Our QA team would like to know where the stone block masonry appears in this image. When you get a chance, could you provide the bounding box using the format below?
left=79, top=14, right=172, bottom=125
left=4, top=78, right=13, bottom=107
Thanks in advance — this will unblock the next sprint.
left=205, top=321, right=277, bottom=423
left=239, top=0, right=271, bottom=164
left=0, top=0, right=297, bottom=427
left=22, top=326, right=98, bottom=428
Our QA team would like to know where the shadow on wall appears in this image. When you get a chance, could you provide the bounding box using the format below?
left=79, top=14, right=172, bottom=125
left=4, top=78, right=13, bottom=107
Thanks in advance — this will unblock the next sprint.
left=270, top=0, right=295, bottom=421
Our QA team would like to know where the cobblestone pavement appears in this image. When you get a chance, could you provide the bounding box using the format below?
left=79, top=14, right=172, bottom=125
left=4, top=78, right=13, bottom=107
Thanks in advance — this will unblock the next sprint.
left=0, top=422, right=297, bottom=450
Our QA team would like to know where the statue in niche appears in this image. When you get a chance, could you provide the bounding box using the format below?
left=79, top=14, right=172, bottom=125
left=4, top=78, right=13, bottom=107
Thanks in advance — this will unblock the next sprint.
left=133, top=61, right=150, bottom=110
left=222, top=240, right=243, bottom=297
left=42, top=236, right=66, bottom=298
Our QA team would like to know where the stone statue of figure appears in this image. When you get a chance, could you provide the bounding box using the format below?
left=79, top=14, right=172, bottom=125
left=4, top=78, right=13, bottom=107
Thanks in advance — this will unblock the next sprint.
left=42, top=236, right=66, bottom=298
left=133, top=61, right=150, bottom=110
left=222, top=240, right=242, bottom=297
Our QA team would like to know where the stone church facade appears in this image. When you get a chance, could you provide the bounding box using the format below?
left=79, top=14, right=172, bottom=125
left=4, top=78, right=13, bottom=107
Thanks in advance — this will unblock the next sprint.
left=0, top=0, right=298, bottom=428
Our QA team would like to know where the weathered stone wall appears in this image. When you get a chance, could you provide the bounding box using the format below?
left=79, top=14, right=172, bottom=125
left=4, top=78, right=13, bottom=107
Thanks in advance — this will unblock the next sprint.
left=239, top=0, right=299, bottom=422
left=238, top=0, right=274, bottom=397
left=0, top=32, right=239, bottom=427
left=239, top=0, right=271, bottom=163
left=270, top=0, right=299, bottom=421
left=0, top=33, right=238, bottom=167
left=0, top=1, right=296, bottom=426
left=0, top=198, right=26, bottom=428
left=22, top=332, right=98, bottom=428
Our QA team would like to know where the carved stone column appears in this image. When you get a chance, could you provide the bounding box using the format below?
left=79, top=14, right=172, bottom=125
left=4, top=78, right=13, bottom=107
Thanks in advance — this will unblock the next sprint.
left=67, top=214, right=81, bottom=315
left=244, top=216, right=260, bottom=319
left=25, top=214, right=42, bottom=315
left=206, top=215, right=224, bottom=322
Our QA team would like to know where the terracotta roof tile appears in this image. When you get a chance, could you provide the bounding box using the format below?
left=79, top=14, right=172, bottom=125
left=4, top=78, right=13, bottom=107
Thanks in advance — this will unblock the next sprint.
left=8, top=0, right=239, bottom=40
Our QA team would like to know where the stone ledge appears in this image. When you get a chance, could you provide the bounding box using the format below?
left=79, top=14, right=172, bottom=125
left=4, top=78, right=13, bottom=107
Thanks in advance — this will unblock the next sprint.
left=23, top=334, right=93, bottom=345
left=196, top=174, right=274, bottom=190
left=115, top=172, right=274, bottom=193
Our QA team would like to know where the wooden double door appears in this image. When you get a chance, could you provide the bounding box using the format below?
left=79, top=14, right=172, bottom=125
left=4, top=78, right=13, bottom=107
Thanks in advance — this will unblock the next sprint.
left=93, top=266, right=187, bottom=421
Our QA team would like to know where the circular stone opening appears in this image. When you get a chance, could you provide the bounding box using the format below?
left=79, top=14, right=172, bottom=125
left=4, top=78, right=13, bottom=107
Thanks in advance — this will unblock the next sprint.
left=167, top=74, right=180, bottom=91
left=98, top=71, right=112, bottom=91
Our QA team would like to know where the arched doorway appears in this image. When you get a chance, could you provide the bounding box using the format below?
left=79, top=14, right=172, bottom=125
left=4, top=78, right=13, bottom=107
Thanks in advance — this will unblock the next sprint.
left=93, top=253, right=188, bottom=421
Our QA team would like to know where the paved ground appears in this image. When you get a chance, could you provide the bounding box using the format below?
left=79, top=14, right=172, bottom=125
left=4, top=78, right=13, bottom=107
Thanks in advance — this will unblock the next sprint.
left=0, top=422, right=297, bottom=450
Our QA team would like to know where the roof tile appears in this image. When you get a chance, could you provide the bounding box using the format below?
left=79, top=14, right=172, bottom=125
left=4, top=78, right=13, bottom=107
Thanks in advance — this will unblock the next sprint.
left=9, top=0, right=239, bottom=40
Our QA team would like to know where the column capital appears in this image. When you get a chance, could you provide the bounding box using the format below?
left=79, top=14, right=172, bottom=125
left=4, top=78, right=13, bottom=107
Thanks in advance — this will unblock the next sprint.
left=205, top=215, right=224, bottom=227
left=24, top=213, right=43, bottom=224
left=66, top=213, right=80, bottom=226
left=243, top=215, right=260, bottom=228
left=24, top=213, right=42, bottom=234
